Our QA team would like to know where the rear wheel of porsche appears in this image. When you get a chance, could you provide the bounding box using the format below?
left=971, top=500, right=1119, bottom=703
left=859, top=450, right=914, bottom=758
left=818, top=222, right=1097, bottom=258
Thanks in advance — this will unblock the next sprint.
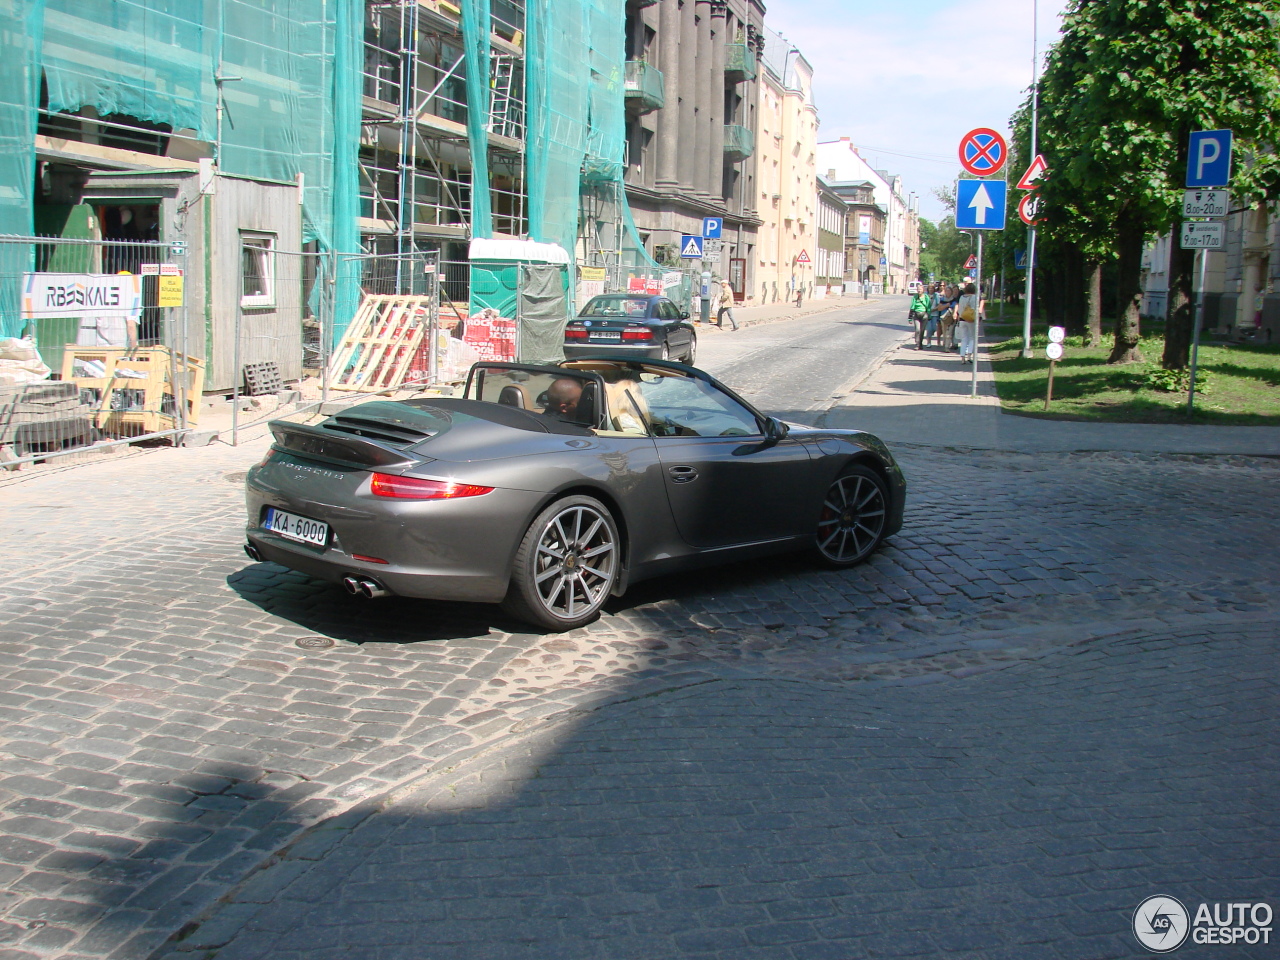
left=502, top=495, right=620, bottom=630
left=814, top=464, right=889, bottom=567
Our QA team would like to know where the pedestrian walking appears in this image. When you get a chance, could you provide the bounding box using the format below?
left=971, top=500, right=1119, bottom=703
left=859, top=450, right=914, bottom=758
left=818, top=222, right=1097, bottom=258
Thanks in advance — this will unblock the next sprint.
left=938, top=283, right=959, bottom=351
left=955, top=282, right=980, bottom=361
left=715, top=276, right=739, bottom=330
left=909, top=287, right=931, bottom=349
left=925, top=282, right=945, bottom=348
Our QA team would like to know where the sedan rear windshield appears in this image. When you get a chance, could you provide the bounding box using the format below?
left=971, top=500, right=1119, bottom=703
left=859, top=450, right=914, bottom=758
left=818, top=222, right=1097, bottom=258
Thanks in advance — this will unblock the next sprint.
left=581, top=296, right=650, bottom=318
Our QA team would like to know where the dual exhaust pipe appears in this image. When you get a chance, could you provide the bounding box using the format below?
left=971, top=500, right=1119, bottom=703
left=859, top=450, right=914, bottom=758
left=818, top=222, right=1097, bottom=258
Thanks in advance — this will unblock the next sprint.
left=244, top=543, right=389, bottom=599
left=343, top=575, right=389, bottom=599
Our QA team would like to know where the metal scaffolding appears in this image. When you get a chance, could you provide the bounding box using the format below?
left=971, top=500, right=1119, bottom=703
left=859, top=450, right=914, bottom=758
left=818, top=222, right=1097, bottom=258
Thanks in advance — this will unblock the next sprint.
left=359, top=0, right=527, bottom=297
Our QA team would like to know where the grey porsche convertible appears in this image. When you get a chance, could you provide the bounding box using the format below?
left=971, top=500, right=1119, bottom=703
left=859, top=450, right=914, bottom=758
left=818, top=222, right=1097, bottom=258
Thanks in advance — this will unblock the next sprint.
left=244, top=357, right=906, bottom=630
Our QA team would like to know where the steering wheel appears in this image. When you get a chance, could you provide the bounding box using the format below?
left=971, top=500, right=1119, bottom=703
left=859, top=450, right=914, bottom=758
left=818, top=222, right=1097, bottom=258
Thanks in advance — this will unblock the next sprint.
left=680, top=409, right=714, bottom=422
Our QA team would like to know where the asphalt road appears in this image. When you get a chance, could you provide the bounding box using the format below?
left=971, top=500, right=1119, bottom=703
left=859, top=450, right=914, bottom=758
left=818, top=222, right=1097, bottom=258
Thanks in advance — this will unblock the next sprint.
left=696, top=297, right=908, bottom=423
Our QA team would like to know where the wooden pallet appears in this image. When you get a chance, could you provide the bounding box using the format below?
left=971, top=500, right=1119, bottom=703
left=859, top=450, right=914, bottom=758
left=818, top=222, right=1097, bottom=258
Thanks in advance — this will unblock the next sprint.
left=61, top=346, right=204, bottom=436
left=327, top=295, right=433, bottom=392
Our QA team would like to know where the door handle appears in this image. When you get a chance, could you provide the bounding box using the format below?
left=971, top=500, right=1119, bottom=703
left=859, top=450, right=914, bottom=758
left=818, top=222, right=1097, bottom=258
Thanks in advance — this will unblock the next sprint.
left=668, top=465, right=698, bottom=483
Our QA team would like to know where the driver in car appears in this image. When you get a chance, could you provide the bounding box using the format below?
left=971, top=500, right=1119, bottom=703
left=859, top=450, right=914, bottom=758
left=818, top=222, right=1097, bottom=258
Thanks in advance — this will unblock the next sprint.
left=543, top=378, right=583, bottom=421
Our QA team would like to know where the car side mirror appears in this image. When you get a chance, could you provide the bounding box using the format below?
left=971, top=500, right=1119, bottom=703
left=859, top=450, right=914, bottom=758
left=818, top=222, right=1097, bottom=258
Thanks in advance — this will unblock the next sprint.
left=679, top=310, right=689, bottom=320
left=762, top=417, right=790, bottom=446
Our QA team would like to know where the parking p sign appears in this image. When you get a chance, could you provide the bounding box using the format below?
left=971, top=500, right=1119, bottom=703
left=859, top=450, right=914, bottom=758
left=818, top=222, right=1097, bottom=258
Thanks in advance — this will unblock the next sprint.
left=1186, top=130, right=1232, bottom=188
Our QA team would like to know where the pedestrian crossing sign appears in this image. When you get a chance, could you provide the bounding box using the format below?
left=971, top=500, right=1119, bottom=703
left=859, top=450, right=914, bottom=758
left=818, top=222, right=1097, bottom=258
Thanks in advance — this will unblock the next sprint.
left=680, top=235, right=704, bottom=258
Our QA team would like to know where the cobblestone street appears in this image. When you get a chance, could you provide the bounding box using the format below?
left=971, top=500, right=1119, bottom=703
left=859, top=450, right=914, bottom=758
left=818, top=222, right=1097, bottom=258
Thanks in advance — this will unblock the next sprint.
left=1, top=309, right=1278, bottom=958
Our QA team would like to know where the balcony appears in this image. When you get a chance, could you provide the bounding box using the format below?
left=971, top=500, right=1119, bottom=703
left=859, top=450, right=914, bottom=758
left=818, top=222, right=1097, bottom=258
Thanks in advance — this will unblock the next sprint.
left=725, top=43, right=757, bottom=83
left=723, top=124, right=754, bottom=162
left=624, top=61, right=665, bottom=113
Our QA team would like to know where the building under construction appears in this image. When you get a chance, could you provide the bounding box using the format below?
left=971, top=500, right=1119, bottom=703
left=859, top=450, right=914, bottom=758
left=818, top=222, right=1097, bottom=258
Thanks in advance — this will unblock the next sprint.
left=0, top=0, right=666, bottom=393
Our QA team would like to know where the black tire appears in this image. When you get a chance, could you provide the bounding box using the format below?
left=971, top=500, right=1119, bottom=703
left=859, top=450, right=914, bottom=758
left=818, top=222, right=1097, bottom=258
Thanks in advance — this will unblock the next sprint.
left=501, top=495, right=620, bottom=630
left=814, top=464, right=889, bottom=567
left=683, top=334, right=697, bottom=365
left=660, top=342, right=671, bottom=361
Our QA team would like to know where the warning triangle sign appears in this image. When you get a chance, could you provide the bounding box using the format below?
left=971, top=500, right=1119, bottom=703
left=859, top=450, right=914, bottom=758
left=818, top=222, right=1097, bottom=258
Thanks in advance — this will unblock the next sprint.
left=796, top=249, right=811, bottom=264
left=964, top=255, right=978, bottom=269
left=1016, top=154, right=1049, bottom=190
left=681, top=236, right=703, bottom=257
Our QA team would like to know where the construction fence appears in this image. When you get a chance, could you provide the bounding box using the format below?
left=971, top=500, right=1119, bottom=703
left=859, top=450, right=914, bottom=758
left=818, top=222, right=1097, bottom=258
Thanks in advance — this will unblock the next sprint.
left=0, top=233, right=622, bottom=462
left=1, top=235, right=202, bottom=466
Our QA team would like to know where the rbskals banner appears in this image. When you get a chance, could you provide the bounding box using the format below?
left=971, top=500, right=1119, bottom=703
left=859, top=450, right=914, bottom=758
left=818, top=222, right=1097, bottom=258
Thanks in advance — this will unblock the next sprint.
left=22, top=273, right=143, bottom=319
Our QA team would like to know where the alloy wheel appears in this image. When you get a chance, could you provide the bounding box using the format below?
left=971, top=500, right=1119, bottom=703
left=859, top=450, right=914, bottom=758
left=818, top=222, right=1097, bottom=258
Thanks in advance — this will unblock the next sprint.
left=531, top=502, right=617, bottom=622
left=816, top=469, right=887, bottom=565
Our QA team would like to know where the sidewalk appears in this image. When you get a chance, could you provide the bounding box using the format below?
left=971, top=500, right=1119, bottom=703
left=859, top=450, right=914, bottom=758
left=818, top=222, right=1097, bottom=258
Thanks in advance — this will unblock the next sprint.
left=827, top=333, right=1280, bottom=456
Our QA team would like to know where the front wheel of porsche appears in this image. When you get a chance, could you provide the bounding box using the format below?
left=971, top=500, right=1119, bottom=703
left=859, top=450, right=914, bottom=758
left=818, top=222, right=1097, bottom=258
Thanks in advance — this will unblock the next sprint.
left=814, top=464, right=889, bottom=567
left=502, top=495, right=620, bottom=630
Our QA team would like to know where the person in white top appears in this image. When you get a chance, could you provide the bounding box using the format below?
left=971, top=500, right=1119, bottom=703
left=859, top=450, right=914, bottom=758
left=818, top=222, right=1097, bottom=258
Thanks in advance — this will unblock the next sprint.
left=955, top=282, right=981, bottom=361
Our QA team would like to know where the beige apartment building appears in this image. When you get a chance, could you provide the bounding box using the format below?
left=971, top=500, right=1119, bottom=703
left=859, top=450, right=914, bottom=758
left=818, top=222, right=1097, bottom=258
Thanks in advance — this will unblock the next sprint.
left=755, top=28, right=817, bottom=304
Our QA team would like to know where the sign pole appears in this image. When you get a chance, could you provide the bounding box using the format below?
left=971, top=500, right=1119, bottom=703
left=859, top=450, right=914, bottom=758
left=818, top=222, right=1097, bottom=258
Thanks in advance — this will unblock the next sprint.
left=1044, top=358, right=1056, bottom=410
left=972, top=232, right=982, bottom=398
left=1022, top=0, right=1039, bottom=358
left=1187, top=248, right=1207, bottom=413
left=1022, top=226, right=1037, bottom=357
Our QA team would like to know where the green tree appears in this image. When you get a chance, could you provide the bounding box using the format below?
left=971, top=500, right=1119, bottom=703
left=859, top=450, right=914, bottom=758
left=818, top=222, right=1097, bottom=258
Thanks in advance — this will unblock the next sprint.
left=1033, top=0, right=1280, bottom=365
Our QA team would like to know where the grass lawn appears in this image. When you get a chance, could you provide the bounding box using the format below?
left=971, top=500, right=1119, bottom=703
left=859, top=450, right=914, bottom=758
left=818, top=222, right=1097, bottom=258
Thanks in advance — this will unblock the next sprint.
left=985, top=325, right=1280, bottom=426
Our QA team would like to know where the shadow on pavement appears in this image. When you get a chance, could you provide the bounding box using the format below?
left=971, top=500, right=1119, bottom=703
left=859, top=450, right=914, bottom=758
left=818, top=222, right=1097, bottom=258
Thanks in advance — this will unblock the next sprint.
left=161, top=626, right=1279, bottom=960
left=227, top=563, right=521, bottom=644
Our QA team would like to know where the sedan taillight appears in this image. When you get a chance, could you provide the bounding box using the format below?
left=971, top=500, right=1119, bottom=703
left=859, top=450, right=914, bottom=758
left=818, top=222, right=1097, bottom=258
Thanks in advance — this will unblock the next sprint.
left=370, top=474, right=494, bottom=500
left=565, top=325, right=589, bottom=340
left=621, top=326, right=653, bottom=341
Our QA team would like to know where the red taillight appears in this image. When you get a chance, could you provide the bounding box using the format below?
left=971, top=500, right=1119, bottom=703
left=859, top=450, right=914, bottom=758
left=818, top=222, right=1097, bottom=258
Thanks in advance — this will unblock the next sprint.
left=565, top=325, right=589, bottom=340
left=369, top=473, right=494, bottom=500
left=621, top=326, right=653, bottom=341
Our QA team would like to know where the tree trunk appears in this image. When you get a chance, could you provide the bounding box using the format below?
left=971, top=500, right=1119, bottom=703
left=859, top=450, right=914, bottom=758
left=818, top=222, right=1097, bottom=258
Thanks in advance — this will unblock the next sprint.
left=1062, top=244, right=1086, bottom=336
left=1109, top=212, right=1144, bottom=364
left=1085, top=259, right=1103, bottom=346
left=1161, top=123, right=1194, bottom=369
left=1162, top=245, right=1196, bottom=369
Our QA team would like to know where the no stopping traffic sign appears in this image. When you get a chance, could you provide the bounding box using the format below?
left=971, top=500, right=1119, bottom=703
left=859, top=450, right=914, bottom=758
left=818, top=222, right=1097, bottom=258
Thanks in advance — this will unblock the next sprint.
left=959, top=128, right=1008, bottom=176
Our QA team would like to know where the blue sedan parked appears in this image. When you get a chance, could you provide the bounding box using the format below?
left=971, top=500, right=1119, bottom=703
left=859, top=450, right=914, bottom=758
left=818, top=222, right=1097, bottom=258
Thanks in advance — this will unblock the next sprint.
left=564, top=294, right=697, bottom=363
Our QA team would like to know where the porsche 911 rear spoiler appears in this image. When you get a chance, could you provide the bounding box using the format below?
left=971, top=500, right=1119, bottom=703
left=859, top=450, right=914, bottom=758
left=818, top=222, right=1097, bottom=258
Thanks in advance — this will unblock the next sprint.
left=268, top=421, right=419, bottom=470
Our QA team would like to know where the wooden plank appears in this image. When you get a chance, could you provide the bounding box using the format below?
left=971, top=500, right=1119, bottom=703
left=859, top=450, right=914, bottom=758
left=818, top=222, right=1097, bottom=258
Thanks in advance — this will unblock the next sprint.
left=328, top=295, right=433, bottom=391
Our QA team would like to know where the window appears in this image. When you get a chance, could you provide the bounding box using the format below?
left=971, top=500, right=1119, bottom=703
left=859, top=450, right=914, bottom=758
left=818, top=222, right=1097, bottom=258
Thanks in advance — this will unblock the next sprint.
left=633, top=371, right=760, bottom=438
left=241, top=234, right=276, bottom=308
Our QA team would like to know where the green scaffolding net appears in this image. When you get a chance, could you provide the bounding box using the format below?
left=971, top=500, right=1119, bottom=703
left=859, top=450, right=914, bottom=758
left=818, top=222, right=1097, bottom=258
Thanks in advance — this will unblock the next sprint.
left=0, top=0, right=41, bottom=337
left=0, top=0, right=664, bottom=343
left=525, top=0, right=658, bottom=283
left=0, top=0, right=362, bottom=338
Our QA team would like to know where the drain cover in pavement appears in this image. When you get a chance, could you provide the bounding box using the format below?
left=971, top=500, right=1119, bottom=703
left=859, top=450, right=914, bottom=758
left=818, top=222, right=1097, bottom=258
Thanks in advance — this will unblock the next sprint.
left=295, top=636, right=335, bottom=649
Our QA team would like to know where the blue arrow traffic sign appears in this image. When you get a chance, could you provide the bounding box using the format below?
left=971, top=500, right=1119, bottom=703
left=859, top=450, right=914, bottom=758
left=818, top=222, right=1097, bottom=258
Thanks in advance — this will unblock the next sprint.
left=955, top=179, right=1007, bottom=230
left=702, top=217, right=723, bottom=239
left=1186, top=130, right=1232, bottom=188
left=680, top=235, right=705, bottom=258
